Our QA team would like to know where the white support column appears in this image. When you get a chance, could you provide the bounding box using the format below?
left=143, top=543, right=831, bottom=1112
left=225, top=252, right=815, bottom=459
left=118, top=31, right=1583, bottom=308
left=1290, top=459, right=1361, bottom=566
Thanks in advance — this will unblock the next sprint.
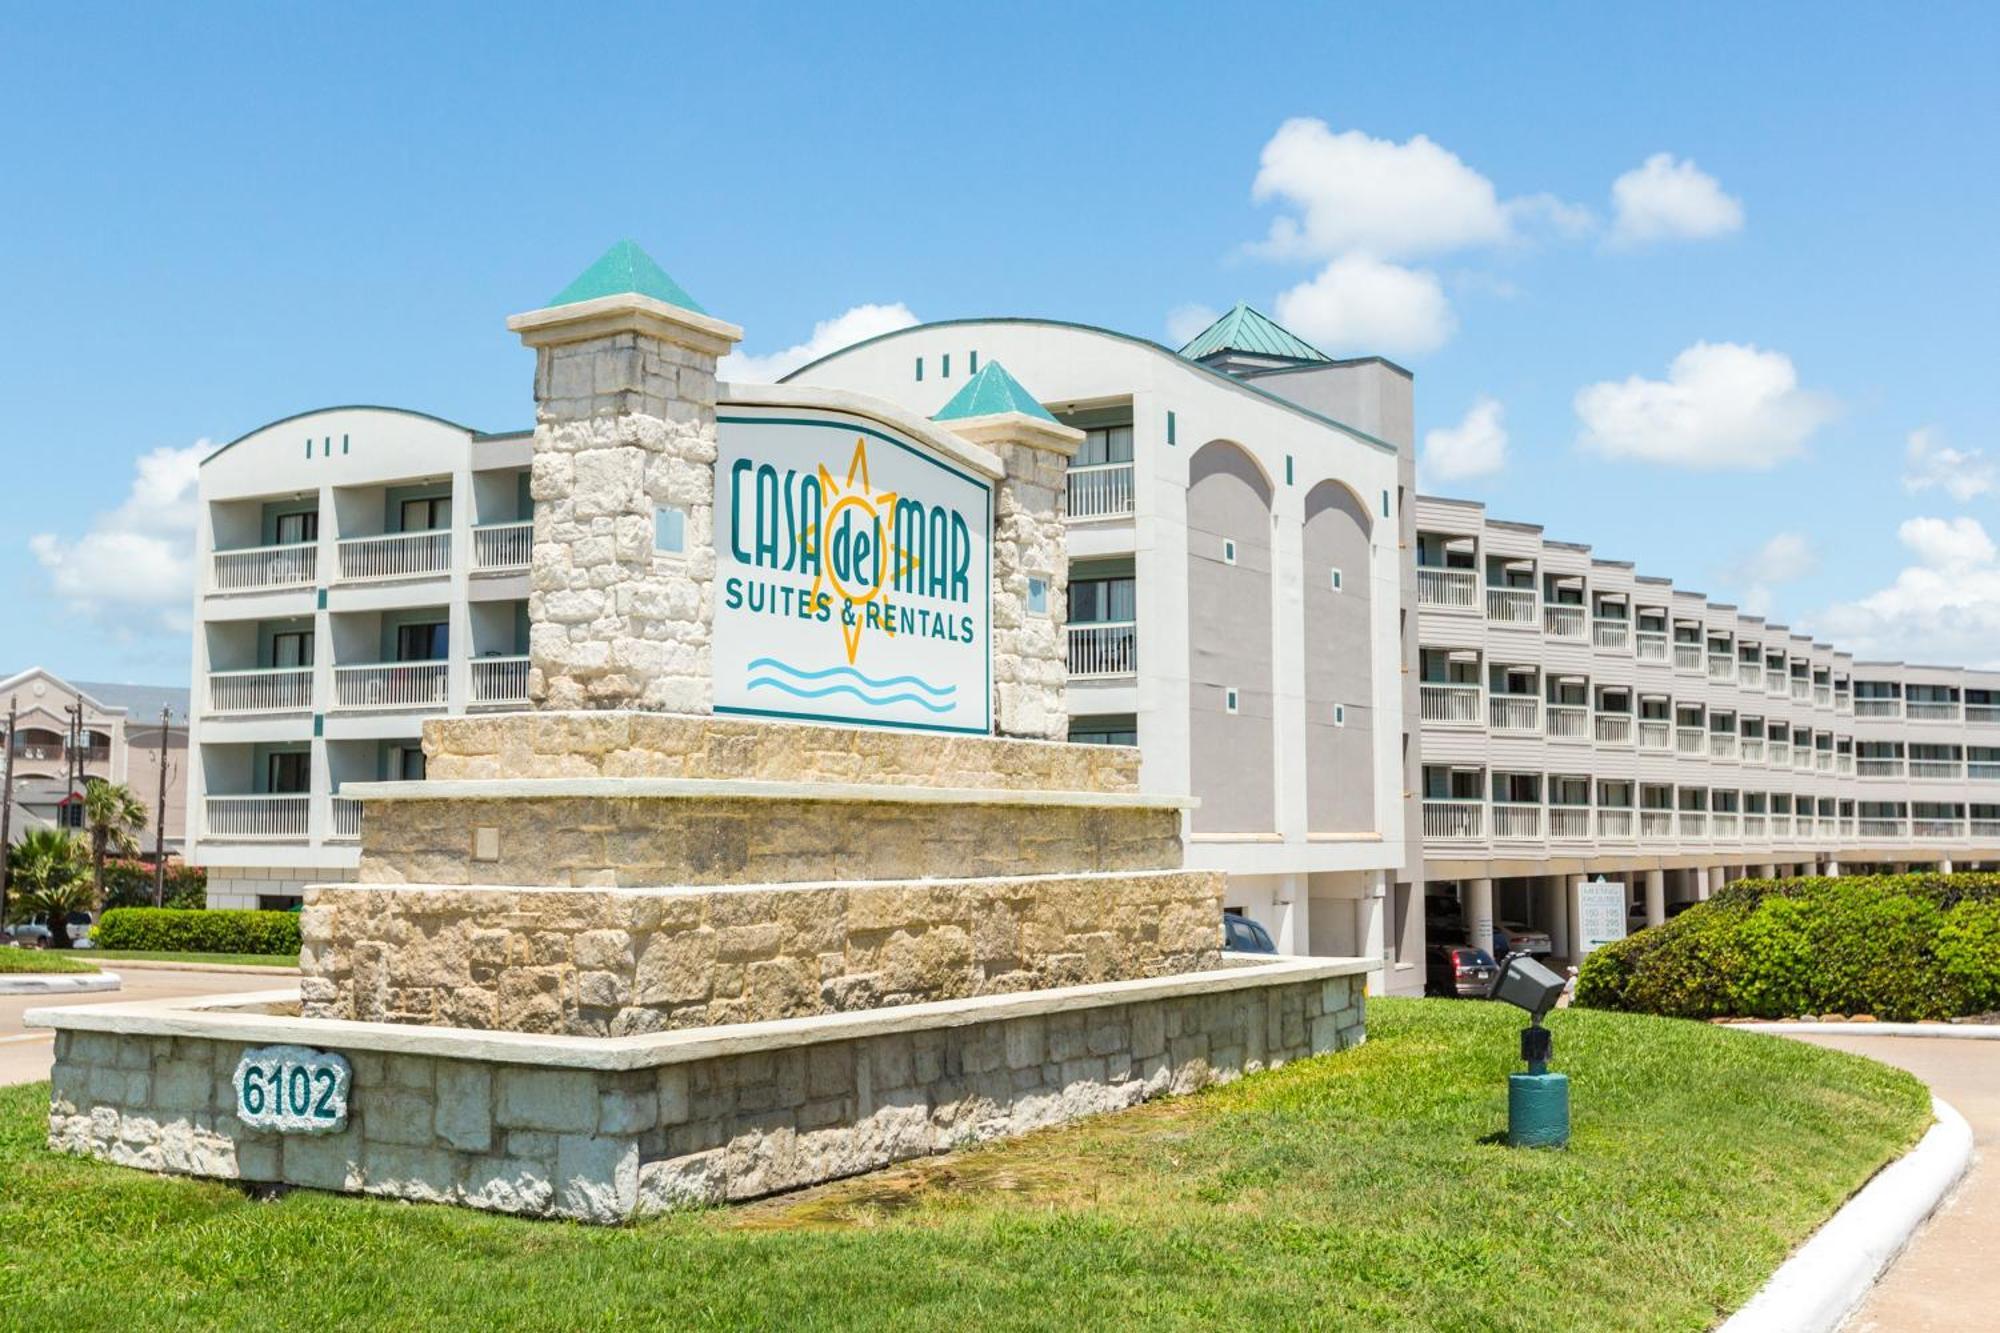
left=1940, top=859, right=1955, bottom=874
left=1825, top=858, right=1840, bottom=877
left=1695, top=865, right=1711, bottom=901
left=1760, top=863, right=1778, bottom=879
left=1543, top=875, right=1570, bottom=960
left=1357, top=871, right=1388, bottom=995
left=1466, top=877, right=1495, bottom=958
left=1565, top=874, right=1586, bottom=965
left=1645, top=868, right=1666, bottom=928
left=1273, top=873, right=1305, bottom=956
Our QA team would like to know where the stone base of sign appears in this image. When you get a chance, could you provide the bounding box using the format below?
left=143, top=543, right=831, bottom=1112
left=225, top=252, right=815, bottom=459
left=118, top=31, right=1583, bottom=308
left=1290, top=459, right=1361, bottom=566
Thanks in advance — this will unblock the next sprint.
left=34, top=959, right=1367, bottom=1224
left=299, top=870, right=1225, bottom=1035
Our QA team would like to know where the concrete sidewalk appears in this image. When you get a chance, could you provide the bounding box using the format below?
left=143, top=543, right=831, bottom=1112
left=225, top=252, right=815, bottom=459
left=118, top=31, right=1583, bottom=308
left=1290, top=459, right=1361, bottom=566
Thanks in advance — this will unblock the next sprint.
left=1789, top=1034, right=2000, bottom=1331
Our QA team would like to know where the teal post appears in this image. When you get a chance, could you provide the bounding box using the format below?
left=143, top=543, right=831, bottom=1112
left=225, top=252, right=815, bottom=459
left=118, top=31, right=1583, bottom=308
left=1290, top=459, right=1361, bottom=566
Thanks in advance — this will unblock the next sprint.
left=1507, top=1017, right=1570, bottom=1148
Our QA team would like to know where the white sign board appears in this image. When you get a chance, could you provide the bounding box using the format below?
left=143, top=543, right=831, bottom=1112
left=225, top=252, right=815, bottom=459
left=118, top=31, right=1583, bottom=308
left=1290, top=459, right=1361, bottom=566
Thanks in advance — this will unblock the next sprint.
left=1578, top=878, right=1628, bottom=956
left=713, top=409, right=992, bottom=734
left=234, top=1044, right=351, bottom=1133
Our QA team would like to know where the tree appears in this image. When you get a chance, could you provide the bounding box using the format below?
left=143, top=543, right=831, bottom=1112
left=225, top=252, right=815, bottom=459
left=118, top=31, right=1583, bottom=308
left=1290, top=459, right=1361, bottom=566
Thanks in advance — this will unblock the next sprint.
left=9, top=828, right=90, bottom=948
left=80, top=779, right=147, bottom=914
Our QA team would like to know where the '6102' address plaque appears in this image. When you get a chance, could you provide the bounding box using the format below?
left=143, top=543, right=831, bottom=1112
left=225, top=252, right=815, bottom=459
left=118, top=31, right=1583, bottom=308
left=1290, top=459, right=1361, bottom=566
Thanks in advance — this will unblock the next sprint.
left=233, top=1045, right=352, bottom=1133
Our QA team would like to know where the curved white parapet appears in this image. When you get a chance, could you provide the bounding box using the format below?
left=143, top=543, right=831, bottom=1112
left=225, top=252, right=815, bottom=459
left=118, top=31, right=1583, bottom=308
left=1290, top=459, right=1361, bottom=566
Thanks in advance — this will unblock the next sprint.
left=0, top=969, right=121, bottom=997
left=1719, top=1096, right=1972, bottom=1333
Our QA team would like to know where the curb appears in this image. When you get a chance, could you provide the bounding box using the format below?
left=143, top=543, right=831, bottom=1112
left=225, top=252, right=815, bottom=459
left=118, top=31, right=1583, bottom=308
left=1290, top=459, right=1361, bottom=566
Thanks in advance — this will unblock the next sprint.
left=83, top=958, right=300, bottom=976
left=1736, top=1022, right=2000, bottom=1040
left=0, top=971, right=123, bottom=996
left=1718, top=1096, right=1972, bottom=1332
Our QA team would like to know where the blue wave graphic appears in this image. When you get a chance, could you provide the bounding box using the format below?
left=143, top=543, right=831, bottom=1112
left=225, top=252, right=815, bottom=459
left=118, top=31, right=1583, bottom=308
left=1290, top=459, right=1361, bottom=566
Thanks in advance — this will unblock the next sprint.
left=748, top=656, right=955, bottom=698
left=748, top=677, right=956, bottom=714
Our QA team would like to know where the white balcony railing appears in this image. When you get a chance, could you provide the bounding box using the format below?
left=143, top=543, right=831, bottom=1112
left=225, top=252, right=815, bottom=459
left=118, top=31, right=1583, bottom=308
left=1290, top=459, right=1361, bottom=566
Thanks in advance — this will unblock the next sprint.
left=1709, top=733, right=1736, bottom=760
left=1679, top=812, right=1707, bottom=838
left=1675, top=727, right=1706, bottom=755
left=336, top=529, right=451, bottom=581
left=1489, top=696, right=1540, bottom=732
left=1066, top=463, right=1136, bottom=521
left=1771, top=815, right=1793, bottom=838
left=1543, top=604, right=1586, bottom=639
left=1860, top=818, right=1907, bottom=839
left=207, top=666, right=313, bottom=715
left=1915, top=819, right=1964, bottom=840
left=1597, top=809, right=1634, bottom=839
left=332, top=662, right=449, bottom=711
left=204, top=794, right=309, bottom=841
left=1673, top=643, right=1703, bottom=671
left=210, top=542, right=317, bottom=594
left=471, top=655, right=532, bottom=706
left=1968, top=704, right=2000, bottom=725
left=1422, top=800, right=1484, bottom=840
left=1744, top=815, right=1767, bottom=838
left=1638, top=720, right=1672, bottom=750
left=1837, top=754, right=1855, bottom=775
left=1491, top=803, right=1543, bottom=840
left=1857, top=758, right=1905, bottom=778
left=1909, top=701, right=1963, bottom=722
left=1855, top=698, right=1902, bottom=718
left=1549, top=807, right=1591, bottom=840
left=1546, top=705, right=1589, bottom=740
left=1592, top=619, right=1629, bottom=651
left=1636, top=631, right=1669, bottom=663
left=1417, top=567, right=1479, bottom=610
left=1485, top=587, right=1538, bottom=625
left=1739, top=663, right=1763, bottom=689
left=1814, top=685, right=1833, bottom=707
left=1707, top=656, right=1735, bottom=682
left=1911, top=760, right=1964, bottom=780
left=1767, top=672, right=1789, bottom=697
left=1790, top=678, right=1811, bottom=701
left=1595, top=714, right=1633, bottom=745
left=329, top=797, right=362, bottom=841
left=1741, top=739, right=1765, bottom=763
left=1640, top=811, right=1674, bottom=839
left=1713, top=813, right=1740, bottom=839
left=1419, top=683, right=1481, bottom=725
left=1794, top=747, right=1815, bottom=771
left=1815, top=751, right=1834, bottom=772
left=471, top=521, right=532, bottom=572
left=1068, top=622, right=1137, bottom=678
left=1836, top=695, right=1854, bottom=716
left=1770, top=743, right=1793, bottom=767
left=1972, top=762, right=2000, bottom=782
left=1975, top=820, right=2000, bottom=838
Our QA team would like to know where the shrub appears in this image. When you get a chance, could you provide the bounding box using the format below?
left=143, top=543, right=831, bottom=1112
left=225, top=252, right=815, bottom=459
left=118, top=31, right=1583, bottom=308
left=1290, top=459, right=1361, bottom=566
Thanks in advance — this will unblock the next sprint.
left=1576, top=873, right=2000, bottom=1022
left=101, top=860, right=208, bottom=911
left=93, top=907, right=299, bottom=957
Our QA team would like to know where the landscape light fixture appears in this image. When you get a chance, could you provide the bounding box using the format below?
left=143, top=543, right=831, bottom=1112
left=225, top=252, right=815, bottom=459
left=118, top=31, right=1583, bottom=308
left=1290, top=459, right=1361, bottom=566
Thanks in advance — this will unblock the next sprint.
left=1489, top=953, right=1570, bottom=1148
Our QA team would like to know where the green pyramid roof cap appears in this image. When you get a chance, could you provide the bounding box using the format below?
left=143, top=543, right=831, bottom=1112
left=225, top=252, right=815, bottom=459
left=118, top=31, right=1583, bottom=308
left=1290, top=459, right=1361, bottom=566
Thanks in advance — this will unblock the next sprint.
left=931, top=360, right=1058, bottom=423
left=1176, top=302, right=1329, bottom=364
left=548, top=240, right=708, bottom=314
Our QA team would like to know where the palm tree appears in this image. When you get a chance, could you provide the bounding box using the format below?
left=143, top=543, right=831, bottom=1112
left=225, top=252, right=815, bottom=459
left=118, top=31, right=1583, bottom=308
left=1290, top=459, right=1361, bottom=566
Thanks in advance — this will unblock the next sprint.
left=10, top=827, right=90, bottom=948
left=80, top=779, right=147, bottom=914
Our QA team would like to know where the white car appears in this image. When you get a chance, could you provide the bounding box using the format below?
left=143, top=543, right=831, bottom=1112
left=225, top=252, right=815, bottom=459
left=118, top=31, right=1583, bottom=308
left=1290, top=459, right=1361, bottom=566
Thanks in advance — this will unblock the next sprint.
left=1493, top=920, right=1554, bottom=957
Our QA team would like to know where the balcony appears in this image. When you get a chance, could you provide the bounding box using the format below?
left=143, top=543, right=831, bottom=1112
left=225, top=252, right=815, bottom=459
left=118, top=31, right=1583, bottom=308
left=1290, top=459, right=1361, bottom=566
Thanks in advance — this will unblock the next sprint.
left=204, top=794, right=308, bottom=841
left=1491, top=803, right=1543, bottom=840
left=1709, top=733, right=1736, bottom=760
left=1744, top=814, right=1767, bottom=838
left=1713, top=813, right=1740, bottom=838
left=329, top=796, right=362, bottom=842
left=1549, top=807, right=1590, bottom=840
left=1707, top=655, right=1735, bottom=682
left=1771, top=815, right=1793, bottom=838
left=1915, top=819, right=1964, bottom=839
left=1595, top=714, right=1632, bottom=745
left=1860, top=818, right=1908, bottom=839
left=336, top=529, right=451, bottom=582
left=332, top=662, right=449, bottom=711
left=1911, top=759, right=1964, bottom=780
left=1790, top=678, right=1810, bottom=701
left=1640, top=811, right=1674, bottom=840
left=1857, top=758, right=1905, bottom=778
left=1546, top=705, right=1589, bottom=740
left=1542, top=604, right=1586, bottom=639
left=1592, top=619, right=1629, bottom=651
left=1419, top=683, right=1481, bottom=725
left=1417, top=567, right=1479, bottom=610
left=1815, top=751, right=1833, bottom=772
left=211, top=542, right=317, bottom=594
left=1793, top=747, right=1815, bottom=772
left=1597, top=809, right=1634, bottom=839
left=1969, top=704, right=2000, bottom=725
left=1636, top=631, right=1669, bottom=664
left=1855, top=698, right=1902, bottom=719
left=1675, top=726, right=1706, bottom=756
left=470, top=656, right=531, bottom=708
left=471, top=521, right=532, bottom=572
left=207, top=666, right=313, bottom=715
left=1488, top=695, right=1540, bottom=733
left=1908, top=701, right=1963, bottom=722
left=1770, top=743, right=1792, bottom=767
left=1766, top=672, right=1788, bottom=697
left=1837, top=754, right=1854, bottom=775
left=1422, top=800, right=1483, bottom=840
left=1638, top=720, right=1672, bottom=751
left=1739, top=663, right=1763, bottom=689
left=1066, top=463, right=1135, bottom=521
left=1741, top=738, right=1765, bottom=763
left=1814, top=685, right=1832, bottom=707
left=1485, top=587, right=1537, bottom=625
left=1976, top=819, right=2000, bottom=839
left=1836, top=694, right=1854, bottom=716
left=1068, top=622, right=1137, bottom=678
left=1972, top=761, right=2000, bottom=782
left=1672, top=643, right=1703, bottom=672
left=1679, top=812, right=1707, bottom=838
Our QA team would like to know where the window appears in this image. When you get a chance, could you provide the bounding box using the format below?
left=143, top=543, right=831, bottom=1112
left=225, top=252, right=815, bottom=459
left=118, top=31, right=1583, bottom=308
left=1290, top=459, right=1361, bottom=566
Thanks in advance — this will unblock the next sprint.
left=395, top=746, right=427, bottom=781
left=274, top=510, right=318, bottom=546
left=1071, top=724, right=1138, bottom=746
left=1068, top=576, right=1134, bottom=624
left=1285, top=455, right=1295, bottom=486
left=1026, top=576, right=1048, bottom=615
left=258, top=894, right=305, bottom=912
left=1166, top=410, right=1177, bottom=445
left=1074, top=425, right=1134, bottom=467
left=400, top=496, right=451, bottom=532
left=1225, top=687, right=1240, bottom=714
left=1381, top=489, right=1391, bottom=518
left=271, top=630, right=314, bottom=668
left=1222, top=539, right=1237, bottom=565
left=655, top=505, right=686, bottom=554
left=1333, top=704, right=1346, bottom=726
left=968, top=351, right=978, bottom=375
left=915, top=356, right=923, bottom=381
left=1329, top=567, right=1343, bottom=592
left=395, top=621, right=449, bottom=662
left=266, top=750, right=311, bottom=794
left=941, top=353, right=951, bottom=378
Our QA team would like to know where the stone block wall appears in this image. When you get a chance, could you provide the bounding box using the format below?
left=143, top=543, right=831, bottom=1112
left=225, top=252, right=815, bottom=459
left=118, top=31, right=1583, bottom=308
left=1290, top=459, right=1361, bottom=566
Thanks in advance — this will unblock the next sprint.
left=990, top=439, right=1071, bottom=741
left=301, top=870, right=1225, bottom=1035
left=355, top=793, right=1183, bottom=889
left=421, top=711, right=1140, bottom=790
left=48, top=971, right=1364, bottom=1224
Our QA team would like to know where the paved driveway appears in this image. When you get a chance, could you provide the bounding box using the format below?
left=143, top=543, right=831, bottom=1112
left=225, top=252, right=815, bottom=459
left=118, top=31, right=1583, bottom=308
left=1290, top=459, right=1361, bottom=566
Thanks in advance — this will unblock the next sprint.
left=1788, top=1033, right=2000, bottom=1332
left=0, top=965, right=291, bottom=1087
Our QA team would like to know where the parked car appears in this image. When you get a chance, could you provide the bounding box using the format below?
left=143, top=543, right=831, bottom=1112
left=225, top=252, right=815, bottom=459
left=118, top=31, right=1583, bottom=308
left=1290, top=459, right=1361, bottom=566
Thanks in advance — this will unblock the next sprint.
left=1491, top=920, right=1554, bottom=957
left=1223, top=911, right=1278, bottom=955
left=3, top=920, right=54, bottom=947
left=1425, top=943, right=1499, bottom=998
left=65, top=911, right=94, bottom=944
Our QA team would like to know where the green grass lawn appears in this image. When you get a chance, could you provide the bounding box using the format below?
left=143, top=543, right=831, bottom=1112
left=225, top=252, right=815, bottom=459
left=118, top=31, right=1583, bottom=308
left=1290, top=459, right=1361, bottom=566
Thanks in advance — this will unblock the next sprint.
left=0, top=950, right=97, bottom=975
left=83, top=950, right=297, bottom=968
left=0, top=998, right=1928, bottom=1331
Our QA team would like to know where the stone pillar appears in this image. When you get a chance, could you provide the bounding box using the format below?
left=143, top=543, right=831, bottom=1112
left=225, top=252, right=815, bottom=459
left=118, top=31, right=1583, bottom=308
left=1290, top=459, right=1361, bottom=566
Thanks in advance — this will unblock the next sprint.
left=507, top=243, right=743, bottom=712
left=1543, top=875, right=1570, bottom=961
left=1695, top=865, right=1711, bottom=901
left=1466, top=878, right=1495, bottom=958
left=941, top=367, right=1083, bottom=740
left=1644, top=869, right=1666, bottom=928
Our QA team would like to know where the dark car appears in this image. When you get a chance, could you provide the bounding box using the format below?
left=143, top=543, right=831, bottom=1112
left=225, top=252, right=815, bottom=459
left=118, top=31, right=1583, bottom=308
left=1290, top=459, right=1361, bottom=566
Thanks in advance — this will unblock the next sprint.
left=1223, top=911, right=1278, bottom=955
left=1425, top=943, right=1499, bottom=998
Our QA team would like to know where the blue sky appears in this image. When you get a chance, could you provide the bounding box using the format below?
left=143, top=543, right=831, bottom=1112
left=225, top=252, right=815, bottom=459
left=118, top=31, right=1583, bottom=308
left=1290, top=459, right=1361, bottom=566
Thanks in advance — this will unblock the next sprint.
left=4, top=2, right=1996, bottom=683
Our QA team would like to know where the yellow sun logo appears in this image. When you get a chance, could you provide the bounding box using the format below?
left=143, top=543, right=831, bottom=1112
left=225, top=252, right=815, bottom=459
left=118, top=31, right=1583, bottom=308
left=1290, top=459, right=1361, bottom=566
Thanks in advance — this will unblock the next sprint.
left=813, top=437, right=922, bottom=664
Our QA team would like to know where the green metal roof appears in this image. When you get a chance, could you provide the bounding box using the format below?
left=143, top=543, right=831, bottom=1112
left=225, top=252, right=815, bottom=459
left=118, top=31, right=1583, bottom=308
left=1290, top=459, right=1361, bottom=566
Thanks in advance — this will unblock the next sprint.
left=549, top=240, right=707, bottom=314
left=931, top=360, right=1058, bottom=423
left=1176, top=303, right=1329, bottom=364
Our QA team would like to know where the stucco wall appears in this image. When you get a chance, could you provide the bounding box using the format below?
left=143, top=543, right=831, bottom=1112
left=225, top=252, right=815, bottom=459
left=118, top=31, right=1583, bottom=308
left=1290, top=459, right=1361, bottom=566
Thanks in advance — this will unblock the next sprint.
left=1186, top=442, right=1276, bottom=834
left=1302, top=481, right=1375, bottom=833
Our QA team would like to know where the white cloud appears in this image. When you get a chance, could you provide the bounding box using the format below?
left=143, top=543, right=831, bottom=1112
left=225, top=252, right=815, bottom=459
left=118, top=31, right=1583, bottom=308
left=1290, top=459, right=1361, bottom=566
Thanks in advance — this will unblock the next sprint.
left=1608, top=153, right=1744, bottom=247
left=1422, top=396, right=1508, bottom=483
left=1734, top=532, right=1817, bottom=616
left=1574, top=341, right=1836, bottom=469
left=1903, top=426, right=1993, bottom=502
left=29, top=441, right=206, bottom=633
left=1819, top=517, right=2000, bottom=665
left=1273, top=254, right=1456, bottom=358
left=1165, top=303, right=1220, bottom=347
left=718, top=302, right=919, bottom=384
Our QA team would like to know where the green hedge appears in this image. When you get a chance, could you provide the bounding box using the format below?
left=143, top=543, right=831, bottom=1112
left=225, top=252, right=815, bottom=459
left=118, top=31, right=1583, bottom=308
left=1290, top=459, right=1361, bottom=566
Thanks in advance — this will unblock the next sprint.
left=93, top=908, right=299, bottom=957
left=1575, top=873, right=2000, bottom=1022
